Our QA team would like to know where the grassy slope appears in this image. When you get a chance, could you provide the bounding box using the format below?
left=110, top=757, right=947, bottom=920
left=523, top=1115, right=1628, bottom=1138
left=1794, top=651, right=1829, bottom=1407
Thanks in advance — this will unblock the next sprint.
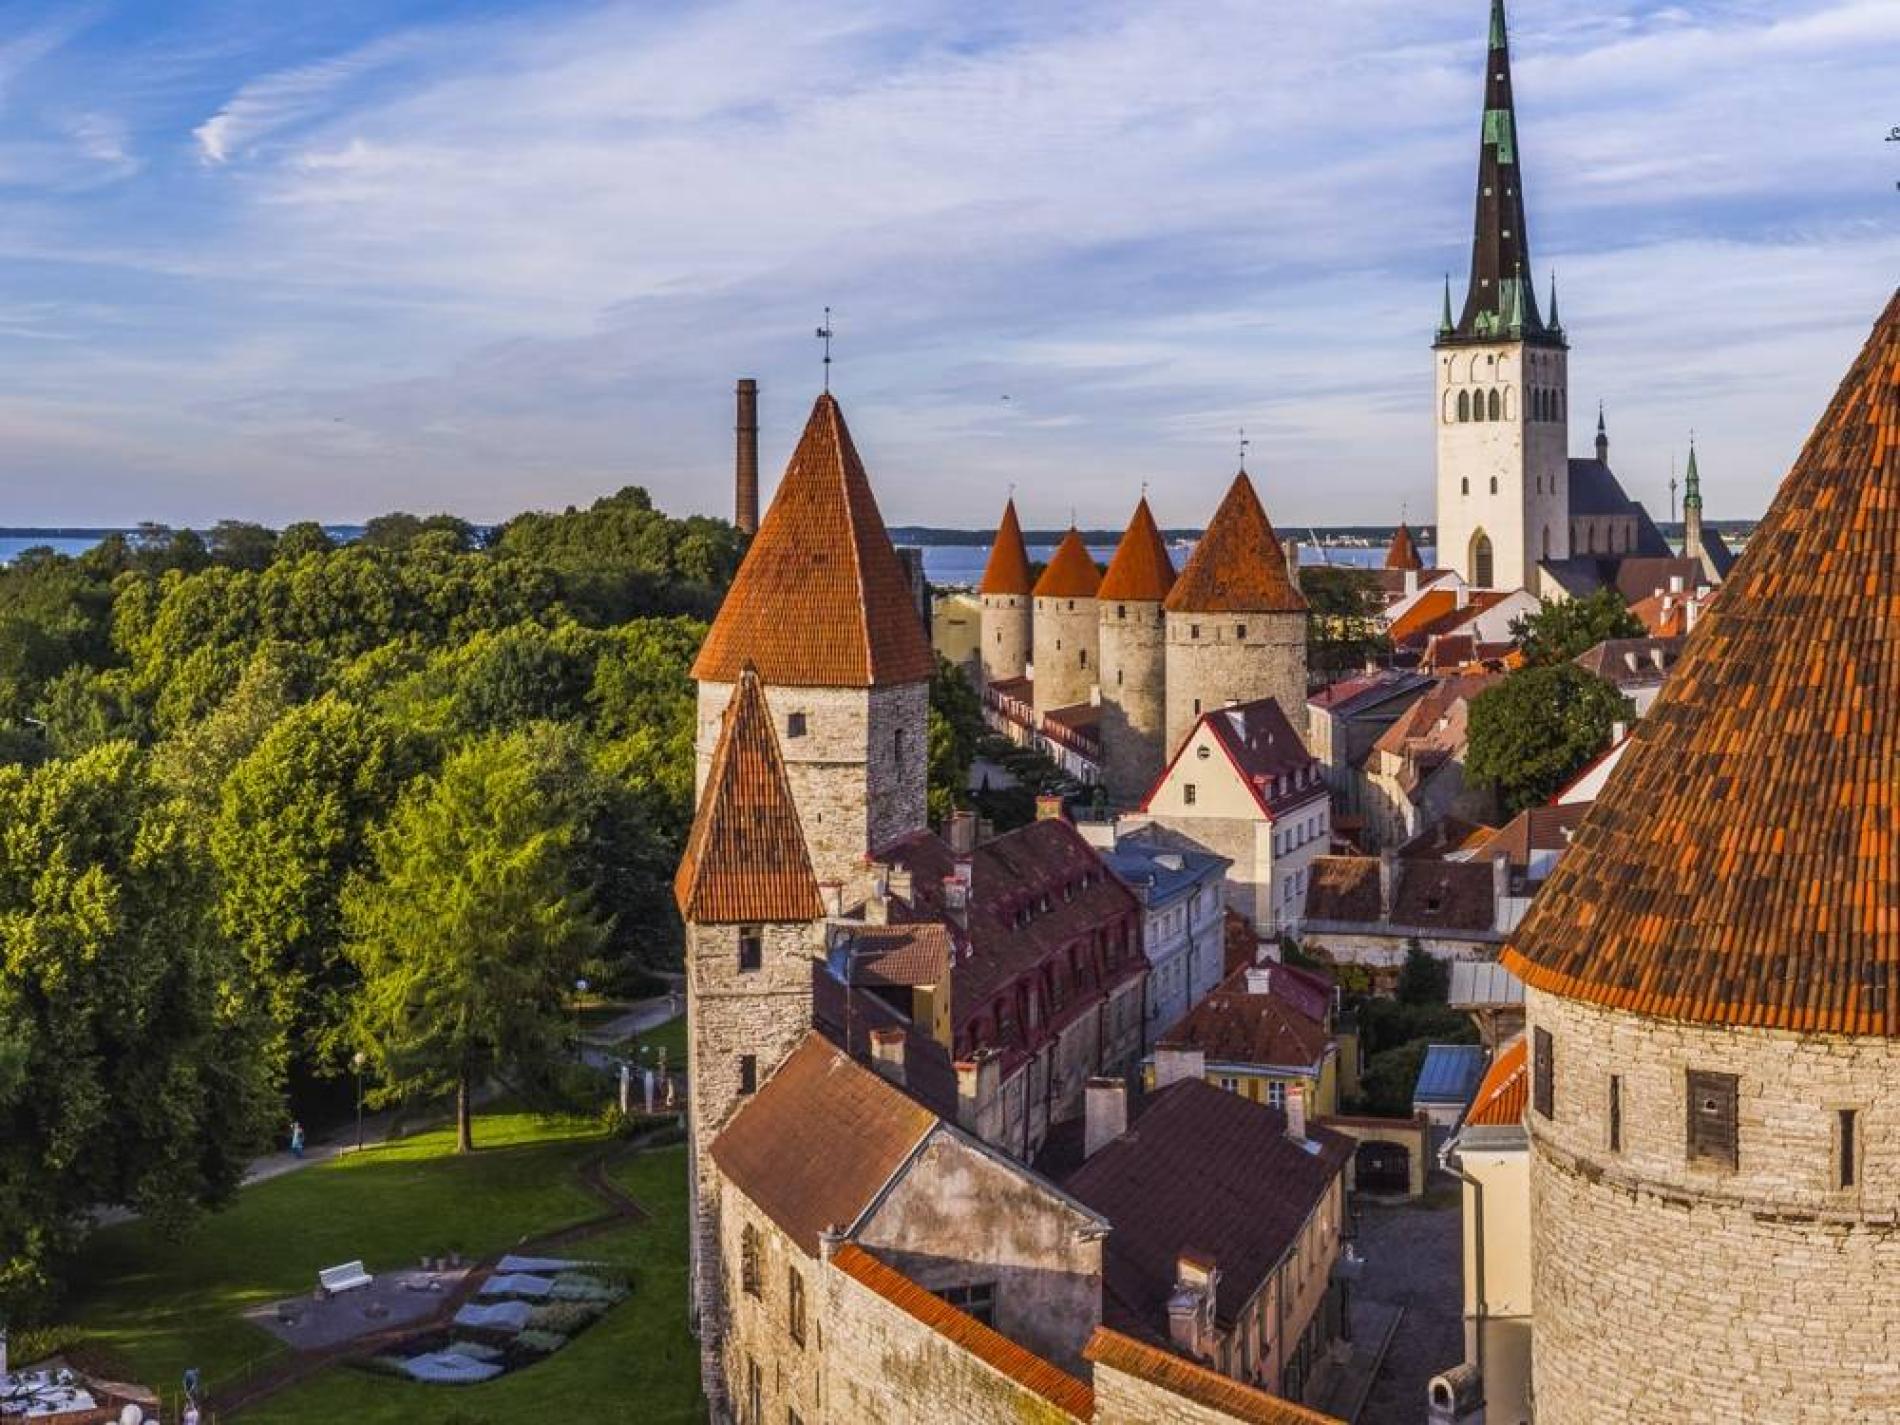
left=58, top=1112, right=609, bottom=1391
left=244, top=1144, right=705, bottom=1424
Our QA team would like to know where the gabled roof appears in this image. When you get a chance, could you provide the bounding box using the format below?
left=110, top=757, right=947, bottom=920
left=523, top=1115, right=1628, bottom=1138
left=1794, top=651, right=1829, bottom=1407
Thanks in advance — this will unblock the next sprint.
left=693, top=393, right=934, bottom=688
left=674, top=666, right=823, bottom=924
left=1147, top=696, right=1321, bottom=821
left=1164, top=472, right=1307, bottom=614
left=1384, top=522, right=1424, bottom=571
left=1463, top=1035, right=1528, bottom=1128
left=1032, top=527, right=1102, bottom=599
left=1470, top=802, right=1590, bottom=869
left=711, top=1033, right=935, bottom=1256
left=1098, top=497, right=1177, bottom=602
left=979, top=498, right=1034, bottom=596
left=834, top=1246, right=1095, bottom=1419
left=1566, top=457, right=1638, bottom=517
left=829, top=922, right=954, bottom=989
left=1156, top=966, right=1332, bottom=1074
left=1573, top=636, right=1684, bottom=688
left=1085, top=1327, right=1345, bottom=1424
left=1505, top=290, right=1900, bottom=1035
left=1064, top=1079, right=1350, bottom=1333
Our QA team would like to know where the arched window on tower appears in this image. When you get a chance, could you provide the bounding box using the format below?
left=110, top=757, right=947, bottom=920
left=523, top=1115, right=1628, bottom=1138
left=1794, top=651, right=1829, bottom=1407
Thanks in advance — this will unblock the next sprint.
left=1458, top=390, right=1471, bottom=422
left=1461, top=477, right=1470, bottom=496
left=1490, top=476, right=1499, bottom=495
left=1488, top=388, right=1502, bottom=421
left=1542, top=526, right=1551, bottom=559
left=1470, top=530, right=1494, bottom=589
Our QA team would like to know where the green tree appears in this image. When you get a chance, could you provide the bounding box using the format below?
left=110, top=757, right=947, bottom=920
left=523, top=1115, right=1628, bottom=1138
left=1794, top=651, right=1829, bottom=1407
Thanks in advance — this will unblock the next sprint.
left=1511, top=587, right=1644, bottom=666
left=343, top=731, right=605, bottom=1152
left=1396, top=938, right=1450, bottom=1005
left=1467, top=664, right=1633, bottom=815
left=208, top=520, right=278, bottom=571
left=1303, top=567, right=1390, bottom=678
left=927, top=657, right=983, bottom=825
left=0, top=743, right=275, bottom=1318
left=276, top=522, right=336, bottom=560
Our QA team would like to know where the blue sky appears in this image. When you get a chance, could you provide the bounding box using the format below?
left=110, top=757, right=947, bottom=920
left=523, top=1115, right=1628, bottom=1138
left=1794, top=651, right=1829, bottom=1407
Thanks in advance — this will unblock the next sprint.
left=0, top=0, right=1892, bottom=529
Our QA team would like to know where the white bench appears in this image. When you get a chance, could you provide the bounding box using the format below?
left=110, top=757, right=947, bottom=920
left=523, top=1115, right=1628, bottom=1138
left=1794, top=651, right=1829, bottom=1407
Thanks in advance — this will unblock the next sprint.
left=318, top=1260, right=374, bottom=1297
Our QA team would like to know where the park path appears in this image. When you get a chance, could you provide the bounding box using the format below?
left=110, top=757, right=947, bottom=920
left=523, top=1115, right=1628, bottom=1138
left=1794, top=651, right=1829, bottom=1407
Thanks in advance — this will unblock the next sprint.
left=206, top=1133, right=662, bottom=1418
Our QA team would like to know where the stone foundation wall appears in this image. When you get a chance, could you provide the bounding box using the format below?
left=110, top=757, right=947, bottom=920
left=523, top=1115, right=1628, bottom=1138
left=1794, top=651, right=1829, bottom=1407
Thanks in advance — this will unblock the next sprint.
left=981, top=593, right=1032, bottom=686
left=717, top=1179, right=826, bottom=1425
left=1098, top=601, right=1166, bottom=805
left=1163, top=612, right=1307, bottom=757
left=1032, top=597, right=1100, bottom=715
left=1526, top=986, right=1900, bottom=1423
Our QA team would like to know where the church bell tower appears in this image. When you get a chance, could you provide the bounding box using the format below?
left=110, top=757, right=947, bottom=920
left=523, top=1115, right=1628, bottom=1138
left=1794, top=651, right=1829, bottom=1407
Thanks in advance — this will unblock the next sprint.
left=1434, top=0, right=1569, bottom=591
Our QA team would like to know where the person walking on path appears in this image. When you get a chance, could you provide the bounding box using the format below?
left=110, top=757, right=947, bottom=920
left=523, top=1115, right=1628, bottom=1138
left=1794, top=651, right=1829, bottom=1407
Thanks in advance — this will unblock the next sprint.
left=289, top=1121, right=305, bottom=1159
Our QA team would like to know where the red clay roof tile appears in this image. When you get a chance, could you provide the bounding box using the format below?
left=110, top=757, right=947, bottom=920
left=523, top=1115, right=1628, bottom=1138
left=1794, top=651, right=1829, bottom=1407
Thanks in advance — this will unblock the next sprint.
left=979, top=497, right=1035, bottom=596
left=1464, top=1035, right=1528, bottom=1128
left=674, top=666, right=824, bottom=924
left=1384, top=522, right=1424, bottom=571
left=1504, top=290, right=1900, bottom=1035
left=1084, top=1327, right=1345, bottom=1424
left=1034, top=527, right=1103, bottom=599
left=1165, top=472, right=1307, bottom=614
left=693, top=393, right=934, bottom=688
left=1098, top=497, right=1177, bottom=602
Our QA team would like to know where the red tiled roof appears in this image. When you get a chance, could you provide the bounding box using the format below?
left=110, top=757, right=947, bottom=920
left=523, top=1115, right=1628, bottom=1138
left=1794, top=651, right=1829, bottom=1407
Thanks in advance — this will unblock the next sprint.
left=1098, top=497, right=1177, bottom=602
left=1064, top=1079, right=1351, bottom=1333
left=1506, top=290, right=1900, bottom=1035
left=1164, top=472, right=1307, bottom=614
left=1464, top=1036, right=1527, bottom=1129
left=1033, top=527, right=1103, bottom=599
left=693, top=393, right=934, bottom=688
left=1469, top=803, right=1590, bottom=869
left=1156, top=967, right=1332, bottom=1073
left=1148, top=696, right=1321, bottom=821
left=711, top=1034, right=934, bottom=1256
left=831, top=1245, right=1095, bottom=1419
left=1384, top=522, right=1424, bottom=571
left=1085, top=1328, right=1345, bottom=1424
left=831, top=922, right=954, bottom=988
left=674, top=666, right=824, bottom=924
left=980, top=498, right=1035, bottom=596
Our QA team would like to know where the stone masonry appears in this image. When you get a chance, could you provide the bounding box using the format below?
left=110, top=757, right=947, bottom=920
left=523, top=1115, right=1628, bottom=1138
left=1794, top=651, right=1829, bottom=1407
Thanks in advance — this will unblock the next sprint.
left=981, top=591, right=1032, bottom=686
left=696, top=680, right=928, bottom=893
left=1163, top=610, right=1308, bottom=758
left=1525, top=985, right=1900, bottom=1423
left=1032, top=593, right=1099, bottom=717
left=1098, top=598, right=1167, bottom=805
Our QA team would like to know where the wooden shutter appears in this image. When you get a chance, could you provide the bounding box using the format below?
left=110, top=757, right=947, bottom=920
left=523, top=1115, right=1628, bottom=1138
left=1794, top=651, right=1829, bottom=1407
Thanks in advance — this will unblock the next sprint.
left=1533, top=1026, right=1554, bottom=1119
left=1686, top=1069, right=1739, bottom=1168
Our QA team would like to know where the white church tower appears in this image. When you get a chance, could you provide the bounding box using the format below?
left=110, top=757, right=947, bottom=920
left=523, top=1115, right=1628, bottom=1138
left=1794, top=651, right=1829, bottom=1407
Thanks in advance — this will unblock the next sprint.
left=1434, top=0, right=1570, bottom=592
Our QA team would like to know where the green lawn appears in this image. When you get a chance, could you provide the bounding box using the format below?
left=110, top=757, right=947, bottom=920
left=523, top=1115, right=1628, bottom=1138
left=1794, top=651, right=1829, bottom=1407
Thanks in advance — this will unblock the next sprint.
left=245, top=1144, right=704, bottom=1424
left=53, top=1110, right=630, bottom=1396
left=619, top=1013, right=687, bottom=1067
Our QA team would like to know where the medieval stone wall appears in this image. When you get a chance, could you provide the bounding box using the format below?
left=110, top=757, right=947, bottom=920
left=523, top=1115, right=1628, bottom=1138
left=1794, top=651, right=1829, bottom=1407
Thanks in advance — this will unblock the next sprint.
left=1032, top=596, right=1100, bottom=715
left=1098, top=600, right=1167, bottom=805
left=980, top=592, right=1032, bottom=686
left=1526, top=986, right=1900, bottom=1423
left=1163, top=611, right=1307, bottom=758
left=717, top=1177, right=826, bottom=1425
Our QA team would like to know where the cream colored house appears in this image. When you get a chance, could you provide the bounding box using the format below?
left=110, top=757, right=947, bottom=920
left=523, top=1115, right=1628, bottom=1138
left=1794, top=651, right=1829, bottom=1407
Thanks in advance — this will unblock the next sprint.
left=931, top=589, right=983, bottom=678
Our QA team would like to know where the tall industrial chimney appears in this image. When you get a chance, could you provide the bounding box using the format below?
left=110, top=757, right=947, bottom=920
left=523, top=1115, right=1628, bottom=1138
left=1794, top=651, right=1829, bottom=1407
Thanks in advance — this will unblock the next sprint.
left=735, top=378, right=759, bottom=535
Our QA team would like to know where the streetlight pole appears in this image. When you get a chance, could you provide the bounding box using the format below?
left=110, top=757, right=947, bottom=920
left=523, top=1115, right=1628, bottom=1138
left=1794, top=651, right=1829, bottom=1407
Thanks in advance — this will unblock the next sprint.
left=353, top=1051, right=367, bottom=1152
left=574, top=977, right=590, bottom=1061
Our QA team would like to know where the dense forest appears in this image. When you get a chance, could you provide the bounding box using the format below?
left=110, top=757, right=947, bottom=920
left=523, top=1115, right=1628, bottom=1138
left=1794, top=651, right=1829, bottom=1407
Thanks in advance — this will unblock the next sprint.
left=0, top=489, right=777, bottom=1317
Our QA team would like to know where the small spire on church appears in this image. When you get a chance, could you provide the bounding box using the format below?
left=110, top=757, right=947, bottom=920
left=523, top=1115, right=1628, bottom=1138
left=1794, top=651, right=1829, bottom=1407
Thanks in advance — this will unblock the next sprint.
left=1490, top=0, right=1509, bottom=50
left=1439, top=274, right=1454, bottom=336
left=1595, top=402, right=1609, bottom=464
left=1683, top=435, right=1703, bottom=512
left=1547, top=270, right=1561, bottom=332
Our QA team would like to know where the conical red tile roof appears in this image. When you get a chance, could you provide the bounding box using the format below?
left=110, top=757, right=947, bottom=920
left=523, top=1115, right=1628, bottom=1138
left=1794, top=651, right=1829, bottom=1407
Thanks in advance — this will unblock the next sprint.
left=675, top=665, right=823, bottom=924
left=1098, top=498, right=1177, bottom=602
left=1504, top=289, right=1900, bottom=1035
left=1165, top=472, right=1307, bottom=614
left=1033, top=527, right=1102, bottom=599
left=979, top=499, right=1034, bottom=596
left=1384, top=522, right=1424, bottom=571
left=693, top=393, right=934, bottom=688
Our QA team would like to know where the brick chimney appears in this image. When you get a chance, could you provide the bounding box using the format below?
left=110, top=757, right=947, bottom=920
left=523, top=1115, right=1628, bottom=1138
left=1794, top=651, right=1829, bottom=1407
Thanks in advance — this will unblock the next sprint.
left=1154, top=1044, right=1205, bottom=1089
left=1491, top=852, right=1511, bottom=932
left=1286, top=1080, right=1308, bottom=1142
left=1167, top=1252, right=1219, bottom=1360
left=1245, top=965, right=1273, bottom=996
left=1036, top=794, right=1067, bottom=822
left=1378, top=848, right=1400, bottom=923
left=735, top=378, right=759, bottom=535
left=948, top=809, right=978, bottom=857
left=1084, top=1077, right=1127, bottom=1159
left=870, top=1028, right=906, bottom=1088
left=955, top=1049, right=1001, bottom=1135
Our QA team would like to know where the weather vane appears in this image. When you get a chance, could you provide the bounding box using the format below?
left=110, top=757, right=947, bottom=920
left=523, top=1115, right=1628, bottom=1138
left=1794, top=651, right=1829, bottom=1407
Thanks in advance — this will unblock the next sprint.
left=816, top=307, right=834, bottom=392
left=1238, top=427, right=1250, bottom=469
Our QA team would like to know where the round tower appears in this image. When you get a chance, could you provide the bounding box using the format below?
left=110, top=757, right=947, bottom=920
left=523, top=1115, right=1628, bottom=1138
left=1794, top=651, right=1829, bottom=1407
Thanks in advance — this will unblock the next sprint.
left=1030, top=527, right=1101, bottom=717
left=1502, top=290, right=1900, bottom=1424
left=1097, top=497, right=1176, bottom=806
left=977, top=497, right=1033, bottom=687
left=1163, top=471, right=1308, bottom=759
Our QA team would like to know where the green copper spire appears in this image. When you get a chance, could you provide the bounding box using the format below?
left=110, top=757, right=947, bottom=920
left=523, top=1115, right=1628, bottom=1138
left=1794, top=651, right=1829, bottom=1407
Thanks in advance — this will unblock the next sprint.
left=1490, top=0, right=1508, bottom=50
left=1548, top=270, right=1561, bottom=331
left=1683, top=439, right=1703, bottom=512
left=1440, top=274, right=1454, bottom=335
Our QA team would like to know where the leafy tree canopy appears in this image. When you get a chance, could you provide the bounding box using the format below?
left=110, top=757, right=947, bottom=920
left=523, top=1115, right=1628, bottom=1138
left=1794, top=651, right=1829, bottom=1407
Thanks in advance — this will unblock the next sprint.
left=1467, top=663, right=1633, bottom=815
left=1510, top=587, right=1644, bottom=666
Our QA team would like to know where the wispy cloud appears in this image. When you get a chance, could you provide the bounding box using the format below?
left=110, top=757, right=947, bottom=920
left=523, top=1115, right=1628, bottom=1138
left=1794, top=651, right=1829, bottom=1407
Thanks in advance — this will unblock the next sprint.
left=193, top=32, right=422, bottom=164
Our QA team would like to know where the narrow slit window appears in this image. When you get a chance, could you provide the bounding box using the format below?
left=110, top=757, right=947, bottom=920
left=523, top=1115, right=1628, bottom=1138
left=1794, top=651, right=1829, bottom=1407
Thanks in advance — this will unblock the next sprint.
left=739, top=1054, right=758, bottom=1095
left=1838, top=1108, right=1858, bottom=1189
left=1608, top=1074, right=1622, bottom=1152
left=1533, top=1026, right=1553, bottom=1119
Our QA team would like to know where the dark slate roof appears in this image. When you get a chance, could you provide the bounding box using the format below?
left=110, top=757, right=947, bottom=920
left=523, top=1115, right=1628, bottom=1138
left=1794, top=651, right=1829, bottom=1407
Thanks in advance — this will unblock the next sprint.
left=1064, top=1079, right=1351, bottom=1333
left=1413, top=1044, right=1488, bottom=1106
left=1566, top=457, right=1638, bottom=517
left=1630, top=502, right=1675, bottom=557
left=1573, top=636, right=1686, bottom=688
left=1100, top=840, right=1229, bottom=908
left=1506, top=289, right=1900, bottom=1035
left=1694, top=524, right=1738, bottom=578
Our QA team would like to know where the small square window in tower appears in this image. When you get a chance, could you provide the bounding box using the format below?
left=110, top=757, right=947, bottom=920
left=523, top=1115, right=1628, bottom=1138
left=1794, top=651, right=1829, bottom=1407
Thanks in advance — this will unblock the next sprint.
left=1686, top=1069, right=1739, bottom=1169
left=738, top=927, right=762, bottom=973
left=786, top=711, right=807, bottom=739
left=739, top=1054, right=758, bottom=1095
left=1532, top=1026, right=1553, bottom=1118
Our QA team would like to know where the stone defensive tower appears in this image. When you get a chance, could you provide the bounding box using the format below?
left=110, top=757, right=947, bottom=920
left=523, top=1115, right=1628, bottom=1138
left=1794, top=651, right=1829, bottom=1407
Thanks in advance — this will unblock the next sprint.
left=1433, top=0, right=1569, bottom=590
left=1503, top=290, right=1900, bottom=1424
left=978, top=497, right=1034, bottom=686
left=1030, top=527, right=1102, bottom=717
left=691, top=392, right=933, bottom=893
left=1097, top=497, right=1176, bottom=806
left=1163, top=471, right=1309, bottom=757
left=675, top=665, right=824, bottom=1409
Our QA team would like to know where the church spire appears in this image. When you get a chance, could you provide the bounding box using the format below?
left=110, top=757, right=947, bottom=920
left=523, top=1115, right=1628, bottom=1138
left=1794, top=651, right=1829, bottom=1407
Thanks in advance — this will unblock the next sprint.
left=1682, top=437, right=1703, bottom=513
left=1442, top=0, right=1555, bottom=346
left=1595, top=402, right=1609, bottom=464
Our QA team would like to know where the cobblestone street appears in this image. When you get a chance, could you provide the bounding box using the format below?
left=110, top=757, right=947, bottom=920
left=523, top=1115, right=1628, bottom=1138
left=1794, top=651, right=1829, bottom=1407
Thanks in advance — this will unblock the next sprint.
left=1351, top=1191, right=1464, bottom=1423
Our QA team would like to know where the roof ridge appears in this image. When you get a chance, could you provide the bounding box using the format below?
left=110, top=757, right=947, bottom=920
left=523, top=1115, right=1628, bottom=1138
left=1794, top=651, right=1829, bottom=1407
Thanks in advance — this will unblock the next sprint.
left=1099, top=496, right=1177, bottom=601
